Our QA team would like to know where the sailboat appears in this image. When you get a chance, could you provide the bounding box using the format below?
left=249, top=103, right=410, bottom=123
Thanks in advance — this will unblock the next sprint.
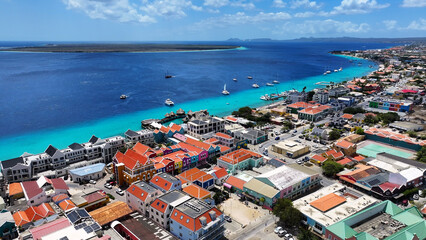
left=222, top=84, right=230, bottom=95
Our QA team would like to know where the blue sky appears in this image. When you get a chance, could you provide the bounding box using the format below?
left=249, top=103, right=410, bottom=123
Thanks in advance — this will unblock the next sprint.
left=1, top=0, right=426, bottom=41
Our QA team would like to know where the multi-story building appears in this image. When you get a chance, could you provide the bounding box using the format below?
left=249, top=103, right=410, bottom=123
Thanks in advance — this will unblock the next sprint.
left=170, top=198, right=224, bottom=240
left=297, top=105, right=331, bottom=122
left=271, top=140, right=310, bottom=158
left=217, top=149, right=263, bottom=175
left=187, top=116, right=225, bottom=139
left=288, top=91, right=307, bottom=103
left=232, top=128, right=267, bottom=145
left=21, top=176, right=69, bottom=206
left=313, top=90, right=329, bottom=104
left=178, top=168, right=215, bottom=190
left=149, top=190, right=191, bottom=230
left=124, top=129, right=155, bottom=146
left=0, top=210, right=18, bottom=240
left=0, top=157, right=31, bottom=183
left=113, top=143, right=156, bottom=187
left=126, top=181, right=162, bottom=216
left=333, top=139, right=357, bottom=156
left=149, top=173, right=182, bottom=193
left=325, top=200, right=426, bottom=240
left=293, top=183, right=379, bottom=236
left=328, top=86, right=350, bottom=97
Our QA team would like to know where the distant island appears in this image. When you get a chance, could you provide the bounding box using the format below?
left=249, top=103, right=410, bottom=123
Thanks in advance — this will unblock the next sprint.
left=0, top=43, right=241, bottom=53
left=227, top=37, right=426, bottom=44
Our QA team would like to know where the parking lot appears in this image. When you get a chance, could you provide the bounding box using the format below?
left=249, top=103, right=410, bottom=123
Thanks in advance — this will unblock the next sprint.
left=219, top=194, right=269, bottom=227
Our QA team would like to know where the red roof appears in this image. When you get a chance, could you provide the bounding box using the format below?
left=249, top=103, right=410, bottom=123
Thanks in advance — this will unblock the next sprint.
left=13, top=203, right=56, bottom=226
left=379, top=182, right=400, bottom=192
left=213, top=167, right=228, bottom=179
left=84, top=191, right=106, bottom=203
left=218, top=149, right=261, bottom=165
left=335, top=140, right=355, bottom=149
left=58, top=199, right=76, bottom=211
left=225, top=176, right=246, bottom=190
left=287, top=102, right=317, bottom=109
left=126, top=184, right=150, bottom=202
left=215, top=132, right=233, bottom=140
left=21, top=181, right=43, bottom=199
left=353, top=155, right=365, bottom=161
left=182, top=184, right=211, bottom=199
left=133, top=142, right=152, bottom=156
left=150, top=199, right=168, bottom=213
left=49, top=178, right=69, bottom=190
left=170, top=207, right=222, bottom=232
left=29, top=217, right=71, bottom=240
left=150, top=175, right=174, bottom=191
left=337, top=158, right=352, bottom=165
left=52, top=194, right=69, bottom=203
left=311, top=154, right=326, bottom=162
left=184, top=137, right=213, bottom=151
left=341, top=114, right=354, bottom=119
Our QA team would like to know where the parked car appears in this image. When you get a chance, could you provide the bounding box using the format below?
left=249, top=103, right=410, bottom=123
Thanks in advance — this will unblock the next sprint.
left=116, top=189, right=124, bottom=196
left=296, top=160, right=303, bottom=164
left=108, top=180, right=116, bottom=186
left=313, top=139, right=319, bottom=143
left=304, top=156, right=310, bottom=162
left=285, top=233, right=293, bottom=239
left=305, top=138, right=312, bottom=141
left=295, top=139, right=301, bottom=143
left=293, top=130, right=297, bottom=133
left=89, top=180, right=96, bottom=184
left=298, top=135, right=304, bottom=139
left=104, top=183, right=112, bottom=189
left=275, top=136, right=280, bottom=140
left=278, top=229, right=287, bottom=237
left=224, top=215, right=232, bottom=222
left=274, top=227, right=283, bottom=234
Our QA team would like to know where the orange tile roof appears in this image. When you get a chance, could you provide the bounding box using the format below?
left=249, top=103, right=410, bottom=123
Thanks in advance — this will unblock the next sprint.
left=184, top=137, right=212, bottom=151
left=170, top=206, right=222, bottom=232
left=337, top=158, right=352, bottom=165
left=125, top=149, right=149, bottom=165
left=170, top=123, right=182, bottom=132
left=311, top=154, right=326, bottom=162
left=133, top=142, right=152, bottom=155
left=218, top=149, right=261, bottom=165
left=225, top=176, right=246, bottom=190
left=213, top=167, right=228, bottom=179
left=178, top=168, right=201, bottom=179
left=287, top=102, right=317, bottom=109
left=353, top=155, right=365, bottom=161
left=341, top=114, right=353, bottom=119
left=309, top=193, right=347, bottom=212
left=13, top=203, right=56, bottom=227
left=8, top=182, right=23, bottom=196
left=182, top=184, right=211, bottom=199
left=150, top=199, right=168, bottom=213
left=335, top=140, right=355, bottom=149
left=89, top=201, right=133, bottom=226
left=215, top=132, right=233, bottom=139
left=59, top=199, right=76, bottom=211
left=205, top=138, right=219, bottom=144
left=52, top=194, right=69, bottom=203
left=177, top=142, right=204, bottom=155
left=175, top=175, right=188, bottom=185
left=150, top=175, right=174, bottom=191
left=217, top=144, right=231, bottom=153
left=226, top=116, right=238, bottom=122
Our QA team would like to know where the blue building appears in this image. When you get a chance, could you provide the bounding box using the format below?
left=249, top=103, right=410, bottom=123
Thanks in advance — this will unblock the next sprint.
left=170, top=198, right=224, bottom=240
left=69, top=163, right=105, bottom=183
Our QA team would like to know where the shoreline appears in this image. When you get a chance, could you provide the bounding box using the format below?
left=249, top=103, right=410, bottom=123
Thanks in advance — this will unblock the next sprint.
left=0, top=54, right=377, bottom=161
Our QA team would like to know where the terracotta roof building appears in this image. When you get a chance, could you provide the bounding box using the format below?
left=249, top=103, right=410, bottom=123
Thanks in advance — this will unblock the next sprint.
left=217, top=149, right=263, bottom=174
left=89, top=201, right=133, bottom=226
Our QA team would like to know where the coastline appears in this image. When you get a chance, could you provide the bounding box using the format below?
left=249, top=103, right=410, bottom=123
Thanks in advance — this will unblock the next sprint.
left=0, top=54, right=376, bottom=161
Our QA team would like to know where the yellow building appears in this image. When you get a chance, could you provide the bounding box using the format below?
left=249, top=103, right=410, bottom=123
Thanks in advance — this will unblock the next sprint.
left=271, top=140, right=310, bottom=158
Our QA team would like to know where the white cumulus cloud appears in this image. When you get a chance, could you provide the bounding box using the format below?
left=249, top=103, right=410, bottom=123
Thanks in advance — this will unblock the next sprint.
left=406, top=18, right=426, bottom=30
left=277, top=19, right=369, bottom=35
left=294, top=11, right=316, bottom=18
left=140, top=0, right=202, bottom=18
left=203, top=0, right=255, bottom=10
left=383, top=20, right=397, bottom=30
left=195, top=11, right=291, bottom=28
left=204, top=0, right=229, bottom=8
left=63, top=0, right=156, bottom=23
left=330, top=0, right=389, bottom=15
left=401, top=0, right=426, bottom=7
left=290, top=0, right=321, bottom=9
left=273, top=0, right=287, bottom=8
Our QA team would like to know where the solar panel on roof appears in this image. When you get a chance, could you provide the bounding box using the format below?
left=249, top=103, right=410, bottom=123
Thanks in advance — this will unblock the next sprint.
left=67, top=211, right=78, bottom=223
left=77, top=209, right=89, bottom=218
left=83, top=226, right=93, bottom=233
left=90, top=223, right=101, bottom=232
left=75, top=222, right=87, bottom=230
left=368, top=179, right=381, bottom=186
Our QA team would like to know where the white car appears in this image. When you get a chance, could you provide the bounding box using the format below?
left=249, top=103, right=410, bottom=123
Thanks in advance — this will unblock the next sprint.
left=104, top=183, right=112, bottom=189
left=116, top=189, right=124, bottom=196
left=89, top=180, right=96, bottom=184
left=274, top=227, right=283, bottom=234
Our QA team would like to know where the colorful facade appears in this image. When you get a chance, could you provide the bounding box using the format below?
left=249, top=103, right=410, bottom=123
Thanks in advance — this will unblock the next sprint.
left=217, top=149, right=263, bottom=175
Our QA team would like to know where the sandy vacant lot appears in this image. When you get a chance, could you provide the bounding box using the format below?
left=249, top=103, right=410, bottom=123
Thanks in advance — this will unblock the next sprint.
left=219, top=197, right=266, bottom=226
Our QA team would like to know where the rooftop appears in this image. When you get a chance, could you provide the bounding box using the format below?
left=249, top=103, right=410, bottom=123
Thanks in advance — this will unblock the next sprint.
left=218, top=149, right=261, bottom=165
left=158, top=190, right=191, bottom=206
left=69, top=163, right=105, bottom=176
left=89, top=201, right=133, bottom=226
left=293, top=183, right=379, bottom=229
left=255, top=164, right=314, bottom=191
left=273, top=140, right=308, bottom=152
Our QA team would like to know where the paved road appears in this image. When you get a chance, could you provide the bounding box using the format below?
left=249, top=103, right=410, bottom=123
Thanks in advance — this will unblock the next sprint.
left=232, top=215, right=278, bottom=240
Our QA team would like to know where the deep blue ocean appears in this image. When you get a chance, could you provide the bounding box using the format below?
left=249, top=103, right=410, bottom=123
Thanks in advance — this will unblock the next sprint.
left=0, top=41, right=392, bottom=160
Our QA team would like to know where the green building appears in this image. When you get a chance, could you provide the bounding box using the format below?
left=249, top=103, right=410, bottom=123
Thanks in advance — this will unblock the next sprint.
left=325, top=200, right=426, bottom=240
left=0, top=210, right=18, bottom=240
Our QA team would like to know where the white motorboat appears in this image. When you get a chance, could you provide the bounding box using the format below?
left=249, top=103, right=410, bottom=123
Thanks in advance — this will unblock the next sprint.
left=222, top=84, right=230, bottom=95
left=273, top=80, right=280, bottom=84
left=120, top=94, right=127, bottom=99
left=260, top=94, right=270, bottom=100
left=266, top=83, right=274, bottom=86
left=165, top=98, right=174, bottom=106
left=233, top=78, right=237, bottom=81
left=339, top=67, right=343, bottom=71
left=247, top=76, right=253, bottom=79
left=252, top=84, right=259, bottom=88
left=334, top=69, right=338, bottom=72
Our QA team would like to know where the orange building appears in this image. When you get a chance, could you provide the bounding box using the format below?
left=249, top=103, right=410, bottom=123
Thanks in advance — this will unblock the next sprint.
left=113, top=142, right=157, bottom=187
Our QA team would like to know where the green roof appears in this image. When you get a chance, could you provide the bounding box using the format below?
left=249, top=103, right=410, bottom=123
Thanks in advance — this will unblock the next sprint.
left=326, top=201, right=426, bottom=240
left=326, top=222, right=358, bottom=239
left=354, top=232, right=377, bottom=240
left=392, top=207, right=423, bottom=226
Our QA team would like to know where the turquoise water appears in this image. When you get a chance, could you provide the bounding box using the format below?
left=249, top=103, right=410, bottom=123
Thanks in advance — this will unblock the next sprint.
left=357, top=143, right=414, bottom=158
left=0, top=54, right=374, bottom=160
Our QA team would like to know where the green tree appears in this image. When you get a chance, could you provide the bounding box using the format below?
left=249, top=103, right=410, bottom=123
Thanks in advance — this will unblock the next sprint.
left=416, top=146, right=426, bottom=163
left=322, top=160, right=344, bottom=177
left=355, top=127, right=365, bottom=135
left=282, top=121, right=294, bottom=131
left=407, top=131, right=418, bottom=138
left=328, top=129, right=341, bottom=140
left=364, top=114, right=379, bottom=125
left=298, top=227, right=320, bottom=240
left=307, top=91, right=315, bottom=102
left=378, top=112, right=400, bottom=125
left=343, top=107, right=365, bottom=115
left=273, top=198, right=302, bottom=228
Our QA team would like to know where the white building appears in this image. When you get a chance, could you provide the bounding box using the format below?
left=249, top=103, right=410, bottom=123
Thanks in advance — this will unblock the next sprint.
left=126, top=181, right=162, bottom=216
left=21, top=176, right=69, bottom=206
left=187, top=116, right=225, bottom=139
left=313, top=90, right=329, bottom=104
left=149, top=190, right=191, bottom=230
left=68, top=163, right=106, bottom=183
left=125, top=129, right=155, bottom=146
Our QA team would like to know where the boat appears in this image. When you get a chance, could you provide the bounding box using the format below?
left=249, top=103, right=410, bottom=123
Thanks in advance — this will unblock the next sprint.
left=273, top=80, right=280, bottom=84
left=165, top=98, right=174, bottom=106
left=165, top=71, right=172, bottom=79
left=334, top=69, right=338, bottom=72
left=247, top=76, right=253, bottom=79
left=120, top=94, right=127, bottom=99
left=222, top=84, right=230, bottom=95
left=266, top=83, right=274, bottom=86
left=233, top=78, right=237, bottom=81
left=339, top=67, right=343, bottom=71
left=252, top=84, right=259, bottom=88
left=260, top=94, right=270, bottom=101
